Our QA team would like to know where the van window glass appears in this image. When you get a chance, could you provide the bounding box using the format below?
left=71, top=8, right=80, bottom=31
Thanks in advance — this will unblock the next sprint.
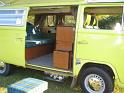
left=27, top=15, right=35, bottom=25
left=0, top=1, right=5, bottom=6
left=0, top=9, right=26, bottom=26
left=40, top=15, right=56, bottom=27
left=64, top=15, right=75, bottom=26
left=84, top=7, right=122, bottom=30
left=56, top=15, right=76, bottom=26
left=47, top=15, right=56, bottom=26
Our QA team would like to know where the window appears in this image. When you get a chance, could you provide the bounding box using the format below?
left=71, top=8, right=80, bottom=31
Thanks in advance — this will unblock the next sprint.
left=0, top=1, right=5, bottom=6
left=47, top=15, right=56, bottom=26
left=64, top=15, right=75, bottom=26
left=0, top=9, right=26, bottom=26
left=40, top=15, right=56, bottom=27
left=84, top=7, right=123, bottom=30
left=27, top=15, right=35, bottom=25
left=56, top=15, right=76, bottom=26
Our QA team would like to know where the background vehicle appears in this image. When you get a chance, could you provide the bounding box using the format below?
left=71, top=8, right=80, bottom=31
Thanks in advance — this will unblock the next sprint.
left=0, top=0, right=124, bottom=93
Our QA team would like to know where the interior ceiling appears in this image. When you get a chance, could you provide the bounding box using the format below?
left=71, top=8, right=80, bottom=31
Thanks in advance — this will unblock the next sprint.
left=29, top=6, right=72, bottom=15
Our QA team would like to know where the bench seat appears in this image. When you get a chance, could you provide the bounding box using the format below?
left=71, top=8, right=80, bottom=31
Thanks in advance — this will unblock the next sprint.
left=25, top=38, right=54, bottom=48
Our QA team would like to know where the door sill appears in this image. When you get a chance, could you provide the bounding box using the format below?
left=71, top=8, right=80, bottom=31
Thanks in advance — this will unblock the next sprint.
left=26, top=63, right=73, bottom=76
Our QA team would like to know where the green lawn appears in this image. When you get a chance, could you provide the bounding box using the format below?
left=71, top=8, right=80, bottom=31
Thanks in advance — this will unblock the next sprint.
left=0, top=67, right=81, bottom=93
left=0, top=67, right=124, bottom=93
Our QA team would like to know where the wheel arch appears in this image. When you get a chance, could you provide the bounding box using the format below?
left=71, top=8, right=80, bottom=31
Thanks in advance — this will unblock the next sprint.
left=0, top=62, right=12, bottom=76
left=78, top=62, right=118, bottom=82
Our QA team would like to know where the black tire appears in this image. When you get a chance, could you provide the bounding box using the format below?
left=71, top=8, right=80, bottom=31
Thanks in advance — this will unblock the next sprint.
left=0, top=62, right=12, bottom=76
left=79, top=67, right=114, bottom=93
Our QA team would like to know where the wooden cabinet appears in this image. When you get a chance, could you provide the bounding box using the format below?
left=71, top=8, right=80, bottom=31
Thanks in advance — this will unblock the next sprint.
left=56, top=26, right=74, bottom=51
left=56, top=41, right=72, bottom=51
left=56, top=26, right=74, bottom=43
left=53, top=51, right=70, bottom=69
left=53, top=26, right=74, bottom=69
left=26, top=44, right=54, bottom=60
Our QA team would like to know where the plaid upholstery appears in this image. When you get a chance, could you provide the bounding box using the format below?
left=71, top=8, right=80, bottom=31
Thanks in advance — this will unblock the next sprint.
left=8, top=78, right=48, bottom=93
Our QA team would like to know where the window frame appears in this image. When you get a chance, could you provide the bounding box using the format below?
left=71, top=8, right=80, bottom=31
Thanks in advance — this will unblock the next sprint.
left=0, top=8, right=27, bottom=26
left=82, top=6, right=124, bottom=33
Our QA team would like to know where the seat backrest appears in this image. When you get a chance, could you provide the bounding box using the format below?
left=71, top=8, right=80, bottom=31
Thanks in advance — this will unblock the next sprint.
left=84, top=14, right=97, bottom=28
left=26, top=22, right=42, bottom=40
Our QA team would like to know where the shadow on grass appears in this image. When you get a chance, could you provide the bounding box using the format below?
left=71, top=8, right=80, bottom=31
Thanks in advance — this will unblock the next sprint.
left=0, top=67, right=81, bottom=93
left=0, top=67, right=123, bottom=93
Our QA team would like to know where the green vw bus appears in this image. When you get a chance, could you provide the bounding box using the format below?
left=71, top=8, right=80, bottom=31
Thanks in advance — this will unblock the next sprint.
left=0, top=0, right=124, bottom=93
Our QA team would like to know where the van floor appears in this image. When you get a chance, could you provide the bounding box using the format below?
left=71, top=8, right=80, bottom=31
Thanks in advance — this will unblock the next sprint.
left=27, top=54, right=53, bottom=68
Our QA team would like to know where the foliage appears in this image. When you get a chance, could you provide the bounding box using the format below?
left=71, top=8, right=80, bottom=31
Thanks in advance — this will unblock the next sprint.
left=98, top=15, right=121, bottom=29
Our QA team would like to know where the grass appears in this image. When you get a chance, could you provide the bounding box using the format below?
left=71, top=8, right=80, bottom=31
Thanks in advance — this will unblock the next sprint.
left=0, top=67, right=81, bottom=93
left=0, top=67, right=123, bottom=93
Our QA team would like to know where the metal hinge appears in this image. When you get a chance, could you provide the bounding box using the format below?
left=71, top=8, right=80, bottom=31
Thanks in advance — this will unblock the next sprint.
left=76, top=59, right=81, bottom=65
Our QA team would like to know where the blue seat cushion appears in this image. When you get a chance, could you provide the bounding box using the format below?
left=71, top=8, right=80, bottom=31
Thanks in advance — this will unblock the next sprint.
left=26, top=22, right=55, bottom=48
left=25, top=38, right=54, bottom=48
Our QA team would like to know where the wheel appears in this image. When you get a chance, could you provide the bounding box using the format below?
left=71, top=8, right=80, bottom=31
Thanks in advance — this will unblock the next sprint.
left=79, top=67, right=114, bottom=93
left=0, top=62, right=12, bottom=76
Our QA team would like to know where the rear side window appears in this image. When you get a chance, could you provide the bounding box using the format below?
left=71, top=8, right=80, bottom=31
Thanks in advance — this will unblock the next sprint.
left=83, top=6, right=122, bottom=30
left=0, top=9, right=26, bottom=26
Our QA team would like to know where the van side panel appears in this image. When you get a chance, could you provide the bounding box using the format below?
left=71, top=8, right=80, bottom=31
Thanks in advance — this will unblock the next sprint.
left=73, top=5, right=124, bottom=85
left=0, top=27, right=26, bottom=66
left=0, top=7, right=29, bottom=67
left=76, top=30, right=124, bottom=84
